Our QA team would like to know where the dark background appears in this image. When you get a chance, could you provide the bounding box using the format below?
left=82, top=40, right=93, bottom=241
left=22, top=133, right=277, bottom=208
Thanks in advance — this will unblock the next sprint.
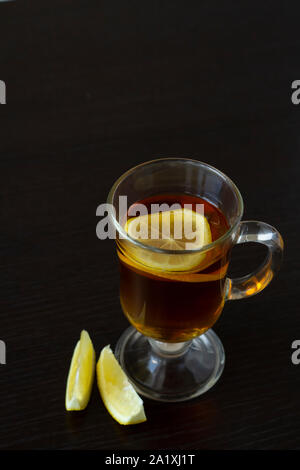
left=0, top=0, right=299, bottom=450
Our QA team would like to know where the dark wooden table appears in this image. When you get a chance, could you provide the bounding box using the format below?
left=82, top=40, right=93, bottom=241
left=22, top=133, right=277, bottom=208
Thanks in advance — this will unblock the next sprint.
left=0, top=0, right=299, bottom=451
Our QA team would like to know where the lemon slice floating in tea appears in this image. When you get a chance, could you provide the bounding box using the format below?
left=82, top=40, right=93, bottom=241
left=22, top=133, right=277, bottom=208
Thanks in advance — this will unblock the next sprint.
left=97, top=345, right=146, bottom=425
left=124, top=208, right=212, bottom=272
left=65, top=330, right=96, bottom=411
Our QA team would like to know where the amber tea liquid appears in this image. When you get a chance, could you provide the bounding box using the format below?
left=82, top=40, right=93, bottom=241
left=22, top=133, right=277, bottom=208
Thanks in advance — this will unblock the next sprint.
left=117, top=194, right=230, bottom=342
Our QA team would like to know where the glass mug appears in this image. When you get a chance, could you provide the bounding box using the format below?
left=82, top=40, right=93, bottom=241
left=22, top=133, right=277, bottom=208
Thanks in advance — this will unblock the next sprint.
left=107, top=158, right=283, bottom=402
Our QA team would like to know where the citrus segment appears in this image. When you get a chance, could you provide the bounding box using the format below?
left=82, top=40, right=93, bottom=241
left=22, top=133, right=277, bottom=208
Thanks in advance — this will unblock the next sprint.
left=124, top=208, right=212, bottom=272
left=97, top=345, right=146, bottom=425
left=65, top=330, right=96, bottom=411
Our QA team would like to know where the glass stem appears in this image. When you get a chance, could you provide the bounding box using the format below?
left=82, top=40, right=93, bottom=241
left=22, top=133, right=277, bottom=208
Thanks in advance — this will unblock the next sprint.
left=148, top=338, right=192, bottom=358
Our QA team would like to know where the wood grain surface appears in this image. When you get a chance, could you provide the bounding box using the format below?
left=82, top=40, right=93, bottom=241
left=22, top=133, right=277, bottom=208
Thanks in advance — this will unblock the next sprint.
left=0, top=0, right=299, bottom=450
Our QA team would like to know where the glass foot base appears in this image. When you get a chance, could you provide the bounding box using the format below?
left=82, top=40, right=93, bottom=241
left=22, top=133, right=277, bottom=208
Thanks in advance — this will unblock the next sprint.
left=115, top=326, right=225, bottom=402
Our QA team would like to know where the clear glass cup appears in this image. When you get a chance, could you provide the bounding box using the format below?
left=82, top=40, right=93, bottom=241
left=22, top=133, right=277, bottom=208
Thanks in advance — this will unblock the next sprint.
left=107, top=158, right=283, bottom=402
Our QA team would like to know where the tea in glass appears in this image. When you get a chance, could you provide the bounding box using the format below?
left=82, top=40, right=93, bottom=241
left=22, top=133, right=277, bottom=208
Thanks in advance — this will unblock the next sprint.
left=117, top=193, right=230, bottom=342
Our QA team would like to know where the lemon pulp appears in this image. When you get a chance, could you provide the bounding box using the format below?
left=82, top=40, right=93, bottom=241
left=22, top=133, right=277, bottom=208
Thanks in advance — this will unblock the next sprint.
left=97, top=345, right=146, bottom=425
left=65, top=330, right=96, bottom=411
left=124, top=208, right=212, bottom=272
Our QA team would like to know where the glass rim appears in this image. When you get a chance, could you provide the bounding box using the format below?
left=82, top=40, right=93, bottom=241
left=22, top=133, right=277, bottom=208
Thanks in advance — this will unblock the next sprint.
left=107, top=157, right=244, bottom=254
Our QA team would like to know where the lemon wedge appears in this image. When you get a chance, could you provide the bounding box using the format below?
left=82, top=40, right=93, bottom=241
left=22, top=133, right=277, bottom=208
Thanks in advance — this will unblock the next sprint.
left=97, top=345, right=146, bottom=425
left=65, top=330, right=96, bottom=411
left=124, top=208, right=212, bottom=272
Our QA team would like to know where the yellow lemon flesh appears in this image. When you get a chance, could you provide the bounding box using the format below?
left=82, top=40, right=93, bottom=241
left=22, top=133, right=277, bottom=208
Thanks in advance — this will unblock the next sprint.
left=97, top=345, right=146, bottom=425
left=124, top=208, right=212, bottom=272
left=65, top=330, right=96, bottom=411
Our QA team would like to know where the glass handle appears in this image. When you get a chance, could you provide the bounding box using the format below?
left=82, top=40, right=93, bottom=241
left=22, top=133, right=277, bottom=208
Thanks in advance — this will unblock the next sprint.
left=226, top=221, right=284, bottom=300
